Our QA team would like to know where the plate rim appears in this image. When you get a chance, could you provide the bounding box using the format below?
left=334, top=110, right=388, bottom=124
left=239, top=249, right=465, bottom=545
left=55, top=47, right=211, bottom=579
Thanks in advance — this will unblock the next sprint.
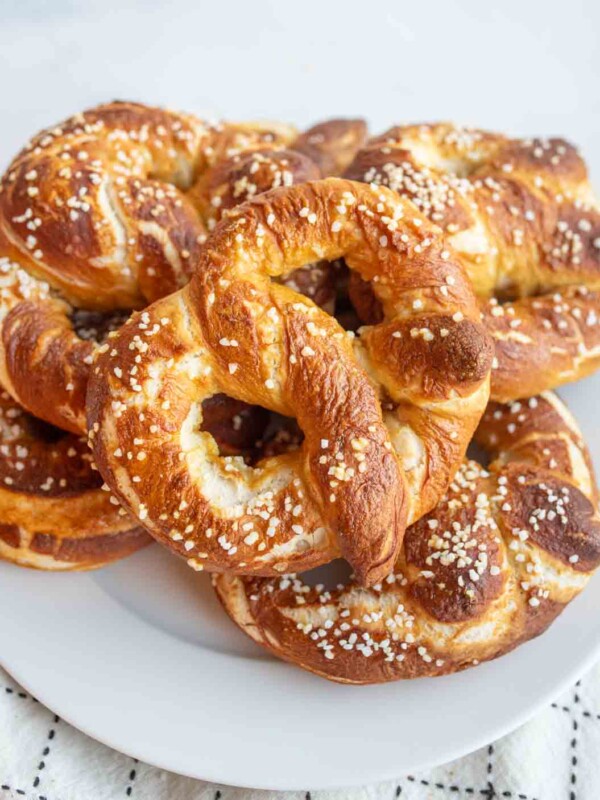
left=3, top=378, right=600, bottom=791
left=3, top=641, right=599, bottom=791
left=2, top=564, right=600, bottom=791
left=2, top=655, right=599, bottom=791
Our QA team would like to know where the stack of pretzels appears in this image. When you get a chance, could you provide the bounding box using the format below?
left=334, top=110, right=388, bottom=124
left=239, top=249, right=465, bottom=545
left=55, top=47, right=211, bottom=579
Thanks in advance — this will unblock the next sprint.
left=2, top=103, right=600, bottom=685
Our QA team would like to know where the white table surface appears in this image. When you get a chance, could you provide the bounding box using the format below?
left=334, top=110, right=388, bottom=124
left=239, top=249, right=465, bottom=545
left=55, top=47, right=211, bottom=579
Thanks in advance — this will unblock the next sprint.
left=1, top=0, right=599, bottom=177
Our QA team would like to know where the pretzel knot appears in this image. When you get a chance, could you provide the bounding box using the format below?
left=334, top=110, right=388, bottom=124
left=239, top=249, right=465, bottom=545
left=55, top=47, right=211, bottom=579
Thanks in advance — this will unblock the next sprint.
left=214, top=393, right=600, bottom=683
left=0, top=101, right=297, bottom=433
left=88, top=178, right=492, bottom=586
left=345, top=123, right=600, bottom=400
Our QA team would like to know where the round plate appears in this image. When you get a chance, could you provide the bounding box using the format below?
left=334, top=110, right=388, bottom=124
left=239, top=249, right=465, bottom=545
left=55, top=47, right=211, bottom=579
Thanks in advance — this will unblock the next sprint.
left=2, top=376, right=600, bottom=790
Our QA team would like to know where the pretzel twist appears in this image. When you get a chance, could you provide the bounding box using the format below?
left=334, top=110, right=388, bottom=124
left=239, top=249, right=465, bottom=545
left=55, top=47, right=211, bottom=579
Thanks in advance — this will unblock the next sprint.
left=87, top=178, right=492, bottom=586
left=0, top=102, right=298, bottom=432
left=191, top=147, right=321, bottom=231
left=188, top=120, right=369, bottom=309
left=214, top=392, right=600, bottom=683
left=344, top=123, right=600, bottom=399
left=189, top=146, right=340, bottom=311
left=0, top=390, right=149, bottom=570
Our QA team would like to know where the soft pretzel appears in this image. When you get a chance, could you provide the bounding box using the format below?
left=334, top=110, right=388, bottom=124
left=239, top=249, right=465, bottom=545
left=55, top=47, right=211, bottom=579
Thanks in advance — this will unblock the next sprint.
left=189, top=119, right=369, bottom=307
left=192, top=118, right=368, bottom=228
left=190, top=147, right=321, bottom=230
left=293, top=119, right=368, bottom=177
left=87, top=178, right=492, bottom=586
left=0, top=101, right=298, bottom=433
left=344, top=123, right=600, bottom=400
left=189, top=146, right=339, bottom=311
left=214, top=392, right=600, bottom=683
left=0, top=390, right=149, bottom=570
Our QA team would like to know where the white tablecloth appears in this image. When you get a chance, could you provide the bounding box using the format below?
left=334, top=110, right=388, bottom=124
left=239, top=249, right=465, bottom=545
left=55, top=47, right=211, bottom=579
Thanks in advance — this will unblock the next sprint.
left=1, top=662, right=599, bottom=799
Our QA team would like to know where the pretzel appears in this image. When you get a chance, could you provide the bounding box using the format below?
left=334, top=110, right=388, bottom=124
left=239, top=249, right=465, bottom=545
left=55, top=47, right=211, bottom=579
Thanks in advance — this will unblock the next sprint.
left=344, top=123, right=600, bottom=400
left=191, top=146, right=320, bottom=230
left=0, top=390, right=149, bottom=570
left=0, top=101, right=297, bottom=433
left=293, top=119, right=368, bottom=177
left=189, top=120, right=369, bottom=309
left=213, top=392, right=600, bottom=683
left=87, top=178, right=492, bottom=586
left=189, top=146, right=339, bottom=311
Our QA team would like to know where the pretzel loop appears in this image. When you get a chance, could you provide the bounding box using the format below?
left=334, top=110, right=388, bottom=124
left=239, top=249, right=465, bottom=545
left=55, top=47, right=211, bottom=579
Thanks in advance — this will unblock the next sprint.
left=345, top=123, right=600, bottom=400
left=0, top=390, right=148, bottom=570
left=0, top=102, right=299, bottom=432
left=214, top=392, right=600, bottom=683
left=88, top=178, right=492, bottom=585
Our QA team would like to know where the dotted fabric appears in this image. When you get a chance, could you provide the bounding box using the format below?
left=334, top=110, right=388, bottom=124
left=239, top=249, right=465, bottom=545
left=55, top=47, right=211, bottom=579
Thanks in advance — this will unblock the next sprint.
left=1, top=664, right=599, bottom=800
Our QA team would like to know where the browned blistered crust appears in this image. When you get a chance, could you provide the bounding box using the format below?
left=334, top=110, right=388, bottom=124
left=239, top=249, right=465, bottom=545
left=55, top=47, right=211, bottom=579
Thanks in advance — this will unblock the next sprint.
left=87, top=178, right=492, bottom=586
left=294, top=119, right=368, bottom=177
left=187, top=146, right=340, bottom=313
left=0, top=391, right=149, bottom=570
left=0, top=103, right=363, bottom=434
left=214, top=393, right=600, bottom=683
left=344, top=123, right=600, bottom=400
left=190, top=148, right=320, bottom=231
left=481, top=286, right=600, bottom=400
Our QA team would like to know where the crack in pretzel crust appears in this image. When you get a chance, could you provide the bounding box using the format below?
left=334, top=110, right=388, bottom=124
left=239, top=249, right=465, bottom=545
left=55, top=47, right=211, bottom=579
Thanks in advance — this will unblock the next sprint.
left=213, top=392, right=600, bottom=683
left=344, top=123, right=600, bottom=399
left=0, top=390, right=149, bottom=570
left=87, top=178, right=493, bottom=586
left=0, top=104, right=362, bottom=434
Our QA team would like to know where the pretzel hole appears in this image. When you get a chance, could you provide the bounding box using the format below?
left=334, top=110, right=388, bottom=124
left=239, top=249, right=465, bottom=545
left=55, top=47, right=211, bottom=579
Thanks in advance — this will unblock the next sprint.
left=22, top=415, right=69, bottom=446
left=197, top=404, right=304, bottom=465
left=466, top=439, right=491, bottom=467
left=199, top=395, right=270, bottom=458
left=292, top=557, right=354, bottom=591
left=276, top=259, right=347, bottom=315
left=277, top=259, right=364, bottom=334
left=249, top=413, right=304, bottom=462
left=70, top=308, right=132, bottom=343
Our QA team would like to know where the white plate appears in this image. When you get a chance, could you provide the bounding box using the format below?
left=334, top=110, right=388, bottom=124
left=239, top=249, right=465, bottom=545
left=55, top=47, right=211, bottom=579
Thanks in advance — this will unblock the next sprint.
left=1, top=375, right=600, bottom=791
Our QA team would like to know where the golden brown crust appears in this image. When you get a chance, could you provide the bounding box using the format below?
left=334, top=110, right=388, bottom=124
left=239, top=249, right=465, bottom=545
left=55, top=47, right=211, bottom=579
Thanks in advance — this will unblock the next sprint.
left=483, top=286, right=600, bottom=400
left=0, top=103, right=301, bottom=433
left=213, top=393, right=600, bottom=683
left=294, top=119, right=368, bottom=176
left=344, top=123, right=600, bottom=400
left=350, top=275, right=600, bottom=402
left=0, top=277, right=93, bottom=432
left=0, top=391, right=149, bottom=570
left=87, top=178, right=492, bottom=586
left=0, top=102, right=212, bottom=308
left=347, top=124, right=600, bottom=401
left=193, top=120, right=297, bottom=171
left=188, top=146, right=339, bottom=312
left=190, top=148, right=321, bottom=231
left=347, top=123, right=599, bottom=296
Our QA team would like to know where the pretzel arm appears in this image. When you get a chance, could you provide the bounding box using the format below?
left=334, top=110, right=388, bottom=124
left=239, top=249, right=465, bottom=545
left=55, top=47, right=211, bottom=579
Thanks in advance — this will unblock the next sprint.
left=483, top=287, right=600, bottom=400
left=214, top=393, right=600, bottom=683
left=89, top=178, right=492, bottom=586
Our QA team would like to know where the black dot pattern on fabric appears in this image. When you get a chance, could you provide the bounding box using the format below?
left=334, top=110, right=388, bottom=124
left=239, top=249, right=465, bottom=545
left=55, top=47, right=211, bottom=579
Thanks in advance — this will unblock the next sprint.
left=3, top=665, right=600, bottom=798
